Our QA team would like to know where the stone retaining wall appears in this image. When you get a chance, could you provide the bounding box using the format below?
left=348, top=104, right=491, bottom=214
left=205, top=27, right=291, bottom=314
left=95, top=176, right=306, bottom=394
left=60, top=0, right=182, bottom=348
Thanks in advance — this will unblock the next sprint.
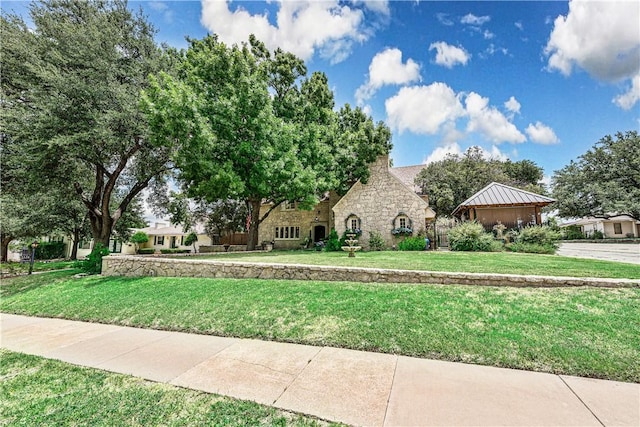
left=102, top=255, right=639, bottom=288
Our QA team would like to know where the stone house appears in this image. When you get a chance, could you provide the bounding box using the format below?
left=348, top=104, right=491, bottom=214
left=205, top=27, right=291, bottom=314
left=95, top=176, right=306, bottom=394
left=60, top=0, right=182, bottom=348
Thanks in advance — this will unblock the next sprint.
left=258, top=155, right=436, bottom=249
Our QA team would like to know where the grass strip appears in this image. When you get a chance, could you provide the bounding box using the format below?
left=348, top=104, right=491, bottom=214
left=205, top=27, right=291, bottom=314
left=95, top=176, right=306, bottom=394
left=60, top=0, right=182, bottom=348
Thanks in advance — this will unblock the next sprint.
left=0, top=350, right=333, bottom=426
left=2, top=271, right=639, bottom=383
left=186, top=251, right=640, bottom=279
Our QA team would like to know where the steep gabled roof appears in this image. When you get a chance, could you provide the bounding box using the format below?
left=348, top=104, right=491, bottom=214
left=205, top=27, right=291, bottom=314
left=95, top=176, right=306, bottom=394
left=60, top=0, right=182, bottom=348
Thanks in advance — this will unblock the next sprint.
left=453, top=182, right=555, bottom=216
left=390, top=164, right=426, bottom=193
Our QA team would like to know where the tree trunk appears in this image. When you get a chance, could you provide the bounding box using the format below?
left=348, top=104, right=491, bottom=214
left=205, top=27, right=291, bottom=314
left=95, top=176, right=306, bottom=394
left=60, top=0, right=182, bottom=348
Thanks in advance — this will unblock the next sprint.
left=89, top=213, right=113, bottom=250
left=70, top=228, right=80, bottom=260
left=1, top=234, right=14, bottom=262
left=247, top=199, right=261, bottom=251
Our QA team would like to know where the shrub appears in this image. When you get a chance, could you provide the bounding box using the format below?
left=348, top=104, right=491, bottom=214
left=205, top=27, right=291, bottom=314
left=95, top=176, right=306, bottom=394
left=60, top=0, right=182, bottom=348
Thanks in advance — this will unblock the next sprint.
left=184, top=232, right=198, bottom=249
left=506, top=242, right=556, bottom=254
left=368, top=231, right=385, bottom=251
left=159, top=249, right=191, bottom=254
left=324, top=229, right=342, bottom=252
left=79, top=243, right=110, bottom=274
left=129, top=231, right=149, bottom=253
left=448, top=222, right=496, bottom=252
left=34, top=241, right=65, bottom=260
left=562, top=225, right=584, bottom=240
left=398, top=236, right=426, bottom=251
left=590, top=230, right=604, bottom=240
left=517, top=225, right=560, bottom=248
left=138, top=248, right=155, bottom=254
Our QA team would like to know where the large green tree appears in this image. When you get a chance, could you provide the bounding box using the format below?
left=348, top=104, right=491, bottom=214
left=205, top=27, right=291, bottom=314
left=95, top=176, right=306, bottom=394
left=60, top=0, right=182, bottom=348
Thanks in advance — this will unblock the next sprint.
left=143, top=35, right=391, bottom=249
left=1, top=0, right=172, bottom=247
left=415, top=146, right=545, bottom=219
left=552, top=131, right=640, bottom=220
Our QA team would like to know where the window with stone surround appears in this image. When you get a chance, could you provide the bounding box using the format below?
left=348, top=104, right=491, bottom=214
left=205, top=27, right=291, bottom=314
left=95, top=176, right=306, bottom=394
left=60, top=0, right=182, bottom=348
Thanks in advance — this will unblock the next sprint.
left=392, top=213, right=412, bottom=230
left=282, top=201, right=296, bottom=211
left=344, top=214, right=362, bottom=233
left=275, top=226, right=300, bottom=240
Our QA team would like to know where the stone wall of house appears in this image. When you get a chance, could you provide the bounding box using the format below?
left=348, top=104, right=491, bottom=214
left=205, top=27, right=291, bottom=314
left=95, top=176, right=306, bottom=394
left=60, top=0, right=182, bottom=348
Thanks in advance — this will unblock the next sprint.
left=102, top=255, right=639, bottom=288
left=258, top=196, right=338, bottom=249
left=332, top=156, right=432, bottom=249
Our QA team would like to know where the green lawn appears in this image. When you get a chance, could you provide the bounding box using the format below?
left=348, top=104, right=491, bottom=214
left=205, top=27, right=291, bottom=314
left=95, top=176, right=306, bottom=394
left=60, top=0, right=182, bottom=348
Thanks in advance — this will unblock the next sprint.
left=2, top=271, right=639, bottom=383
left=188, top=250, right=640, bottom=279
left=0, top=260, right=77, bottom=276
left=0, top=349, right=334, bottom=426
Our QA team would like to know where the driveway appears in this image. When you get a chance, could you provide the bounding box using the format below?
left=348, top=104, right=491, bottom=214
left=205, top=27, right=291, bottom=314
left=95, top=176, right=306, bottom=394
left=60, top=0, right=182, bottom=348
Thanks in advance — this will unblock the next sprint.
left=557, top=242, right=640, bottom=265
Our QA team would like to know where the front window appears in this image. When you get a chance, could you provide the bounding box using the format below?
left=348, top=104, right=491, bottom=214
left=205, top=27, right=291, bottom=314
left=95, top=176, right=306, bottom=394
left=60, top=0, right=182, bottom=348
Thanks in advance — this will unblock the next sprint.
left=154, top=236, right=165, bottom=246
left=399, top=217, right=407, bottom=228
left=282, top=201, right=296, bottom=211
left=345, top=214, right=361, bottom=234
left=613, top=223, right=622, bottom=234
left=275, top=226, right=300, bottom=240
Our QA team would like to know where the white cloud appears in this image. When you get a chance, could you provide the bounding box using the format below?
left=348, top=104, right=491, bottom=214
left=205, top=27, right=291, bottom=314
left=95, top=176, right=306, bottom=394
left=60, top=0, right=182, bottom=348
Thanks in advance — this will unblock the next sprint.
left=385, top=83, right=465, bottom=135
left=200, top=0, right=380, bottom=64
left=525, top=121, right=559, bottom=145
left=613, top=73, right=640, bottom=110
left=545, top=0, right=639, bottom=82
left=424, top=142, right=462, bottom=164
left=424, top=143, right=508, bottom=164
left=436, top=13, right=454, bottom=26
left=504, top=96, right=521, bottom=117
left=356, top=48, right=421, bottom=104
left=486, top=145, right=509, bottom=161
left=461, top=13, right=490, bottom=26
left=484, top=44, right=508, bottom=57
left=356, top=0, right=390, bottom=16
left=465, top=92, right=526, bottom=144
left=514, top=21, right=523, bottom=31
left=483, top=29, right=495, bottom=40
left=429, top=41, right=470, bottom=68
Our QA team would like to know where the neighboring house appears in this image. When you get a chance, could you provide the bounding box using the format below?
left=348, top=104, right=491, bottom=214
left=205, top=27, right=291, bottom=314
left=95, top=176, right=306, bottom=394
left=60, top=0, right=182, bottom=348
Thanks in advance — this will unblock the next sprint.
left=7, top=235, right=126, bottom=261
left=452, top=182, right=555, bottom=231
left=133, top=223, right=212, bottom=253
left=561, top=215, right=640, bottom=238
left=258, top=155, right=436, bottom=249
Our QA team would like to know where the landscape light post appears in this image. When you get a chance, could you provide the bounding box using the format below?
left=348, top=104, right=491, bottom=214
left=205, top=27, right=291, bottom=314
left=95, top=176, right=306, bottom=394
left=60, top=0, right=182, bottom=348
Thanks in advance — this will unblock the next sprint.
left=28, top=240, right=39, bottom=275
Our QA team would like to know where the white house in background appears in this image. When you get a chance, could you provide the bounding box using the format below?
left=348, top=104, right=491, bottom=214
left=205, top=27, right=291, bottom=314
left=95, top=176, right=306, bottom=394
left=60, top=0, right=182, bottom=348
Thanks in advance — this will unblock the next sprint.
left=561, top=215, right=640, bottom=238
left=133, top=222, right=212, bottom=253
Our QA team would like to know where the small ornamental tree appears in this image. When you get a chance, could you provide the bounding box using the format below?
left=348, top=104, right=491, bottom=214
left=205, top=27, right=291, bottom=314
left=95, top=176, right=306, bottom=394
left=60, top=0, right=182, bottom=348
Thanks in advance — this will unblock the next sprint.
left=184, top=232, right=198, bottom=253
left=129, top=231, right=149, bottom=254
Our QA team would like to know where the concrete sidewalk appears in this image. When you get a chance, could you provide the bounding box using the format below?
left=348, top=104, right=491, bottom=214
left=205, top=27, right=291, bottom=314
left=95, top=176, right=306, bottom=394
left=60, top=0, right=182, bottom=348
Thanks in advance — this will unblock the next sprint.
left=2, top=313, right=638, bottom=426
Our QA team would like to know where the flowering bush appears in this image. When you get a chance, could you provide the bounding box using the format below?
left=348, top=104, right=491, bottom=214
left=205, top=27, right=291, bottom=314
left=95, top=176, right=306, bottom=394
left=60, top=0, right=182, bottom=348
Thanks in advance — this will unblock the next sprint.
left=391, top=227, right=413, bottom=236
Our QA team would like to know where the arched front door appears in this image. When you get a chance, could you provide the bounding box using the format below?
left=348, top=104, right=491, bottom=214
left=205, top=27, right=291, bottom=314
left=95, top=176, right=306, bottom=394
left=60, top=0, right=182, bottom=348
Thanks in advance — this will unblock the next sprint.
left=314, top=225, right=326, bottom=242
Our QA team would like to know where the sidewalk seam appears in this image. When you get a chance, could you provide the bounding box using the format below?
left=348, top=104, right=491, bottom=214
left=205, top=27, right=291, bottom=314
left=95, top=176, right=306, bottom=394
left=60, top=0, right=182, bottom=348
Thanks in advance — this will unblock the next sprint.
left=559, top=375, right=605, bottom=427
left=382, top=354, right=399, bottom=427
left=272, top=345, right=323, bottom=405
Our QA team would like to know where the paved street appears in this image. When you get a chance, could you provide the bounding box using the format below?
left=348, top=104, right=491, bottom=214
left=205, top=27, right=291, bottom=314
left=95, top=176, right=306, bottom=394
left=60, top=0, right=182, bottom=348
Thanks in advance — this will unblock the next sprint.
left=557, top=242, right=640, bottom=265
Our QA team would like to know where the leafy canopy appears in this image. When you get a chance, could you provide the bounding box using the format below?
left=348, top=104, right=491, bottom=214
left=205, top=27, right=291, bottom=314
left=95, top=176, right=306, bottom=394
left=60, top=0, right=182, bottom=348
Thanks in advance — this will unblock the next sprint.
left=1, top=0, right=171, bottom=246
left=552, top=131, right=640, bottom=220
left=415, top=146, right=544, bottom=217
left=142, top=34, right=391, bottom=249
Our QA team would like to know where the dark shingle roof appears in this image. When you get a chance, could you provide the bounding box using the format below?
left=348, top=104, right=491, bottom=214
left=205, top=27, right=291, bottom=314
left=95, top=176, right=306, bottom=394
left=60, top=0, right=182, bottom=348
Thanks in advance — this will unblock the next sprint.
left=453, top=182, right=555, bottom=215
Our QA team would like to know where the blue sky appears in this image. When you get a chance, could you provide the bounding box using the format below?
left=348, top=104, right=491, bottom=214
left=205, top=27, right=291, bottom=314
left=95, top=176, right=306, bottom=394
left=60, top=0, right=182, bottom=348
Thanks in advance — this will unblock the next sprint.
left=5, top=0, right=639, bottom=182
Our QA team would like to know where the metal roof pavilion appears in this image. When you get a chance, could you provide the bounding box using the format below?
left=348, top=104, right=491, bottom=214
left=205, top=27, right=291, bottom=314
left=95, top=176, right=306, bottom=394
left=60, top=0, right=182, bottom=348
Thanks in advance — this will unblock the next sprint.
left=452, top=182, right=555, bottom=216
